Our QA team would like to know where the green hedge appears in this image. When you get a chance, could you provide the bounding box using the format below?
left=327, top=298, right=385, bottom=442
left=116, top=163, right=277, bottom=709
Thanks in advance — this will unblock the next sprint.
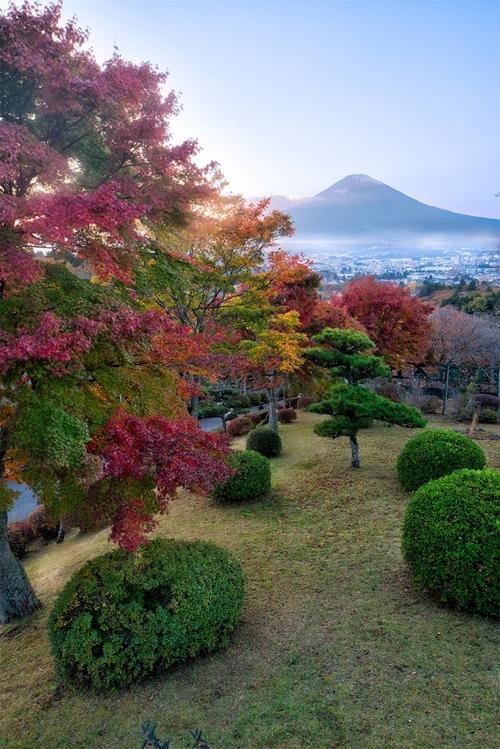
left=210, top=450, right=271, bottom=502
left=402, top=469, right=500, bottom=617
left=396, top=429, right=486, bottom=492
left=48, top=538, right=245, bottom=690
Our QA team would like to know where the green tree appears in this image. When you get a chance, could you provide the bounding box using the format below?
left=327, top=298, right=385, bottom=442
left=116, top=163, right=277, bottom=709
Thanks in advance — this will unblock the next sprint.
left=305, top=329, right=425, bottom=467
left=133, top=195, right=293, bottom=417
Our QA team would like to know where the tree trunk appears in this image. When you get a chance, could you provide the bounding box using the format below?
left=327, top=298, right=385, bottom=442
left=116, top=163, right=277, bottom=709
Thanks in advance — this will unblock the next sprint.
left=350, top=436, right=360, bottom=468
left=0, top=511, right=42, bottom=624
left=189, top=393, right=200, bottom=420
left=268, top=388, right=279, bottom=431
left=469, top=406, right=480, bottom=437
left=56, top=519, right=66, bottom=544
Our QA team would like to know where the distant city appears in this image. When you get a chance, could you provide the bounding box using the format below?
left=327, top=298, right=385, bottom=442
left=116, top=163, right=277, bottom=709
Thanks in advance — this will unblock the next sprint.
left=270, top=174, right=499, bottom=290
left=304, top=247, right=500, bottom=288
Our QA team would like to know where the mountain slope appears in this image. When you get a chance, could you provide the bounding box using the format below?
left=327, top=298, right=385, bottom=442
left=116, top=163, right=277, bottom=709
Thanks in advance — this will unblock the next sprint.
left=272, top=175, right=500, bottom=248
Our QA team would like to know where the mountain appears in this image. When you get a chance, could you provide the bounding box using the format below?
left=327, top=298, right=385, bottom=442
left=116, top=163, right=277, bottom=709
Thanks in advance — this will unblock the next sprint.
left=269, top=175, right=500, bottom=250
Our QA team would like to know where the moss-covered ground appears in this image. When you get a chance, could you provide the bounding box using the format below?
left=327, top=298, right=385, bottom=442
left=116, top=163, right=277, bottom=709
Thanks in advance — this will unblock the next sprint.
left=1, top=411, right=499, bottom=748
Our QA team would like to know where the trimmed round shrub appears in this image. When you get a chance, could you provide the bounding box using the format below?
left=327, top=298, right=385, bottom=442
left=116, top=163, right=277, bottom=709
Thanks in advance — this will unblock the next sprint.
left=402, top=469, right=500, bottom=617
left=479, top=408, right=498, bottom=424
left=247, top=391, right=262, bottom=406
left=374, top=383, right=400, bottom=403
left=234, top=394, right=251, bottom=408
left=210, top=450, right=271, bottom=503
left=396, top=430, right=486, bottom=492
left=48, top=538, right=245, bottom=690
left=278, top=408, right=297, bottom=424
left=246, top=427, right=282, bottom=457
left=472, top=393, right=500, bottom=411
left=226, top=416, right=254, bottom=439
left=7, top=520, right=37, bottom=558
left=26, top=505, right=59, bottom=541
left=197, top=402, right=226, bottom=419
left=297, top=395, right=315, bottom=409
left=419, top=396, right=442, bottom=414
left=247, top=411, right=263, bottom=426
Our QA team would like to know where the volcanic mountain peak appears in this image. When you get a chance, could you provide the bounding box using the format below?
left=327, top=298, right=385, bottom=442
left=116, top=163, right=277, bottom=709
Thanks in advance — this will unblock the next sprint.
left=315, top=174, right=399, bottom=202
left=322, top=174, right=385, bottom=190
left=280, top=174, right=500, bottom=249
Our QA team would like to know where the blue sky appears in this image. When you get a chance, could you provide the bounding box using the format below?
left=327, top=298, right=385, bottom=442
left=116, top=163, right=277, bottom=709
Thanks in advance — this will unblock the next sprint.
left=4, top=1, right=500, bottom=218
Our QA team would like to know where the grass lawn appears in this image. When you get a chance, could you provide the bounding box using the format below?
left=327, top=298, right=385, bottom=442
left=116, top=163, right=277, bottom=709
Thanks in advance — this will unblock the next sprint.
left=1, top=411, right=499, bottom=748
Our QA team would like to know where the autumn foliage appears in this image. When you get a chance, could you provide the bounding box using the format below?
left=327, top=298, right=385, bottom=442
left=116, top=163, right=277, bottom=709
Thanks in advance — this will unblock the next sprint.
left=0, top=2, right=238, bottom=623
left=337, top=276, right=432, bottom=369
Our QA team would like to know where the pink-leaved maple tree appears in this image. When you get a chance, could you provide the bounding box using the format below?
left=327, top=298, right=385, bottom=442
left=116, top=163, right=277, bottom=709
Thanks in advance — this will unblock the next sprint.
left=0, top=2, right=232, bottom=624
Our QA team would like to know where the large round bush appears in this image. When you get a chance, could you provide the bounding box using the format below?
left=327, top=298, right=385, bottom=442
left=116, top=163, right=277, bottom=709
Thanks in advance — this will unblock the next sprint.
left=396, top=429, right=486, bottom=492
left=246, top=427, right=282, bottom=457
left=402, top=469, right=500, bottom=617
left=48, top=538, right=245, bottom=690
left=211, top=450, right=271, bottom=502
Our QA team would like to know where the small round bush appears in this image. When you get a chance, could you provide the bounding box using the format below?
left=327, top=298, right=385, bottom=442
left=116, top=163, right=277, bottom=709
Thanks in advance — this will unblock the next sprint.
left=246, top=427, right=282, bottom=457
left=396, top=429, right=486, bottom=492
left=419, top=395, right=442, bottom=414
left=247, top=391, right=262, bottom=406
left=48, top=538, right=245, bottom=690
left=472, top=393, right=500, bottom=411
left=374, top=383, right=400, bottom=403
left=211, top=450, right=271, bottom=503
left=197, top=402, right=226, bottom=419
left=247, top=411, right=263, bottom=426
left=479, top=408, right=498, bottom=424
left=402, top=469, right=500, bottom=617
left=278, top=408, right=297, bottom=424
left=226, top=416, right=254, bottom=439
left=297, top=395, right=315, bottom=409
left=235, top=394, right=251, bottom=408
left=26, top=505, right=59, bottom=541
left=7, top=521, right=37, bottom=558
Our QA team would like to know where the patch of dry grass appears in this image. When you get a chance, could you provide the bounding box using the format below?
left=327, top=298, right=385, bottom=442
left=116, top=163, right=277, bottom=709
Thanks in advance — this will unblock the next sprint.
left=1, top=412, right=499, bottom=748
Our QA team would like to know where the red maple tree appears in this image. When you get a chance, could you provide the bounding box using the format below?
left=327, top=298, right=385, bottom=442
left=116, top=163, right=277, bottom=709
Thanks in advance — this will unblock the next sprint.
left=338, top=276, right=433, bottom=369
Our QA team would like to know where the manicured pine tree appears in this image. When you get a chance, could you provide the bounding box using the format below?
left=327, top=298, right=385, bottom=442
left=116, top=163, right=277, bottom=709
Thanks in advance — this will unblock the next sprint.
left=304, top=328, right=426, bottom=467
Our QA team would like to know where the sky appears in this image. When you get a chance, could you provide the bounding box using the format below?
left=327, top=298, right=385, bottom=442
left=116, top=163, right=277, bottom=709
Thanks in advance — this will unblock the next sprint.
left=4, top=0, right=500, bottom=218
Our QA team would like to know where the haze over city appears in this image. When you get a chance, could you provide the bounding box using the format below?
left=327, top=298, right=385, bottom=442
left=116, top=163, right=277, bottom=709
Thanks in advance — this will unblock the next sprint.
left=25, top=0, right=497, bottom=221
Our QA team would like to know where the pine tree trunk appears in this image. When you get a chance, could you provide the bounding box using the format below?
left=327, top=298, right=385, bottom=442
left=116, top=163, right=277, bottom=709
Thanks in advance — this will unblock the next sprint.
left=0, top=511, right=42, bottom=624
left=350, top=436, right=360, bottom=468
